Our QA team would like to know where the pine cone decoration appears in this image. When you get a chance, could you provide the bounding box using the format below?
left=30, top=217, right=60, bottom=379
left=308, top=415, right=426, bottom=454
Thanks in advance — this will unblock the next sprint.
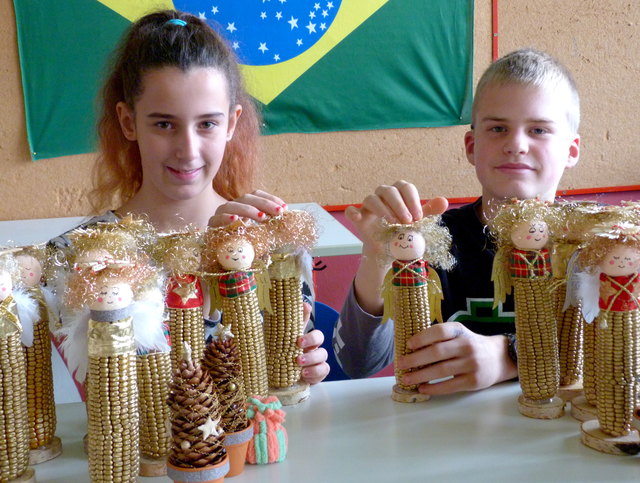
left=202, top=335, right=250, bottom=434
left=167, top=350, right=226, bottom=468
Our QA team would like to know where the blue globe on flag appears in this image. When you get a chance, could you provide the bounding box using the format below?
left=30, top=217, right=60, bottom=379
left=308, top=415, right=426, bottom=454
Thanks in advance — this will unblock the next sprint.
left=174, top=0, right=342, bottom=66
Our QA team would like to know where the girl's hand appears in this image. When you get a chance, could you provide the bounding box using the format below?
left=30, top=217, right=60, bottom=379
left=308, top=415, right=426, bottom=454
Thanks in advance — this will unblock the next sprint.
left=297, top=302, right=329, bottom=384
left=297, top=329, right=329, bottom=385
left=208, top=190, right=287, bottom=227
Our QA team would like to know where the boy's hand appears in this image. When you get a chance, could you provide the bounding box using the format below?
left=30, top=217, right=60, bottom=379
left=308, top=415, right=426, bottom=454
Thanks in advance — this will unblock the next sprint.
left=345, top=180, right=448, bottom=315
left=208, top=190, right=287, bottom=227
left=345, top=180, right=448, bottom=255
left=396, top=322, right=518, bottom=395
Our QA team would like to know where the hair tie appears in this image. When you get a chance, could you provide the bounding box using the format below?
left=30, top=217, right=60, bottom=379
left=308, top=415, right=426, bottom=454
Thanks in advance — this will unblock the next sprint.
left=166, top=19, right=187, bottom=27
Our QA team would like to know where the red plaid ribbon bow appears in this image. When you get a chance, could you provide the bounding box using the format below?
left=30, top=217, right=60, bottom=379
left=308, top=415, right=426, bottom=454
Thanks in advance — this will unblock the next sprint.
left=219, top=271, right=257, bottom=298
left=391, top=259, right=429, bottom=287
left=509, top=248, right=551, bottom=279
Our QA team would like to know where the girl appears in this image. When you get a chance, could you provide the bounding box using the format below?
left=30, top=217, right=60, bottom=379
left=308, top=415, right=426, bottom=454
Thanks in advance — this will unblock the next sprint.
left=86, top=10, right=328, bottom=385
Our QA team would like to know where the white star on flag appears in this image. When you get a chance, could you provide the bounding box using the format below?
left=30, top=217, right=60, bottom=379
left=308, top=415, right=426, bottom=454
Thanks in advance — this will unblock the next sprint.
left=306, top=21, right=316, bottom=34
left=211, top=6, right=218, bottom=14
left=232, top=41, right=240, bottom=50
left=198, top=12, right=206, bottom=19
left=309, top=11, right=316, bottom=19
left=327, top=1, right=334, bottom=9
left=322, top=9, right=329, bottom=18
left=296, top=38, right=303, bottom=46
left=227, top=22, right=237, bottom=33
left=260, top=11, right=267, bottom=19
left=288, top=16, right=298, bottom=29
left=276, top=11, right=283, bottom=20
left=274, top=54, right=280, bottom=61
left=320, top=22, right=327, bottom=31
left=259, top=42, right=269, bottom=53
left=314, top=3, right=321, bottom=9
left=198, top=416, right=223, bottom=440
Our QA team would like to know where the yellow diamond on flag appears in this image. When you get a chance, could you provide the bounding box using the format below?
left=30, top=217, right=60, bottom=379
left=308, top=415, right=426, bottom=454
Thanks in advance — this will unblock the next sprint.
left=97, top=0, right=174, bottom=22
left=97, top=0, right=388, bottom=105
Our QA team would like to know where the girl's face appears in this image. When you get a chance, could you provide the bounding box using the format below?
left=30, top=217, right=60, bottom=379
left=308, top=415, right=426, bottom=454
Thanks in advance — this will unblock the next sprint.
left=600, top=245, right=640, bottom=277
left=389, top=230, right=425, bottom=261
left=510, top=219, right=549, bottom=250
left=117, top=66, right=242, bottom=204
left=15, top=255, right=42, bottom=288
left=217, top=239, right=255, bottom=271
left=90, top=280, right=133, bottom=311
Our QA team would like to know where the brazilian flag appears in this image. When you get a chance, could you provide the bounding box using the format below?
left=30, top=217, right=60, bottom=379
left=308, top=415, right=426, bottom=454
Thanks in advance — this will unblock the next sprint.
left=13, top=0, right=473, bottom=160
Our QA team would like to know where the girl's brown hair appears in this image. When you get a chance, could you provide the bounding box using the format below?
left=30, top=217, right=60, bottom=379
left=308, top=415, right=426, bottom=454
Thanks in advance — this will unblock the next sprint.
left=91, top=10, right=260, bottom=212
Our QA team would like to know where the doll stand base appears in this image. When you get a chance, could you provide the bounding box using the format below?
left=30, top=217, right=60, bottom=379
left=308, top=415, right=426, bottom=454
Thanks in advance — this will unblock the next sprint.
left=29, top=435, right=62, bottom=464
left=570, top=395, right=598, bottom=422
left=391, top=385, right=431, bottom=403
left=517, top=394, right=564, bottom=419
left=270, top=383, right=310, bottom=406
left=10, top=468, right=36, bottom=482
left=140, top=455, right=167, bottom=476
left=557, top=380, right=583, bottom=402
left=581, top=419, right=640, bottom=455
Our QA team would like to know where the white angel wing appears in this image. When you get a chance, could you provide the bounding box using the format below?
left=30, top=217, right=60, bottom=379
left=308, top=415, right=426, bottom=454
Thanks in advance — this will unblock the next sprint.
left=12, top=286, right=38, bottom=347
left=56, top=307, right=90, bottom=383
left=132, top=286, right=170, bottom=353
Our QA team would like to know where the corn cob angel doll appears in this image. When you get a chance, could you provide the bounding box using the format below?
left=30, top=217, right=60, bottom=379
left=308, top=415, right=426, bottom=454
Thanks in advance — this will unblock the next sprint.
left=547, top=201, right=607, bottom=401
left=577, top=221, right=640, bottom=455
left=59, top=226, right=167, bottom=482
left=0, top=249, right=38, bottom=483
left=264, top=210, right=318, bottom=405
left=202, top=220, right=272, bottom=398
left=15, top=244, right=63, bottom=464
left=490, top=198, right=564, bottom=419
left=149, top=230, right=206, bottom=374
left=558, top=203, right=636, bottom=422
left=380, top=216, right=455, bottom=403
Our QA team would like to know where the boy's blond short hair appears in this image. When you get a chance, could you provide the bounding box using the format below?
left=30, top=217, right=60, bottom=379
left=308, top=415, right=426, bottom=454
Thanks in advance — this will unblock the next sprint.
left=472, top=48, right=580, bottom=133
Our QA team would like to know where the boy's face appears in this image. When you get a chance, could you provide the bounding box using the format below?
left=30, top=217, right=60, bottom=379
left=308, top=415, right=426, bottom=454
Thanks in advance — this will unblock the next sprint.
left=464, top=82, right=579, bottom=207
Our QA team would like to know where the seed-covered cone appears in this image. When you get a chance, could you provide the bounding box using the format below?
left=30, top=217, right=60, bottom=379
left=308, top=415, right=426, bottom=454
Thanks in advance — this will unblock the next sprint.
left=202, top=325, right=249, bottom=433
left=167, top=344, right=227, bottom=468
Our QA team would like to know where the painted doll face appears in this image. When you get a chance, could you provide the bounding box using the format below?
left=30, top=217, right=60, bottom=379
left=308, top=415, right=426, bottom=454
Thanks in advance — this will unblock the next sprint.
left=510, top=220, right=549, bottom=250
left=0, top=270, right=12, bottom=302
left=217, top=239, right=255, bottom=271
left=600, top=245, right=640, bottom=277
left=16, top=254, right=42, bottom=288
left=90, top=280, right=134, bottom=311
left=389, top=230, right=426, bottom=261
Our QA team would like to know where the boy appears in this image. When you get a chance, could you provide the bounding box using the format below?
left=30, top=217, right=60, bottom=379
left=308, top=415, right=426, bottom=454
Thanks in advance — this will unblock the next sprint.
left=334, top=48, right=581, bottom=395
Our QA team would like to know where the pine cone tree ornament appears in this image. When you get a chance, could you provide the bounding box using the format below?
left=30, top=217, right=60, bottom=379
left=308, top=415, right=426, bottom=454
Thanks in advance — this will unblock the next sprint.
left=202, top=324, right=248, bottom=433
left=166, top=343, right=229, bottom=482
left=202, top=324, right=252, bottom=477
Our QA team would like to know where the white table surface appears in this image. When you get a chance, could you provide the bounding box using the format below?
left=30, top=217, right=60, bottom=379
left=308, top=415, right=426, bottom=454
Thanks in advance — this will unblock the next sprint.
left=0, top=203, right=361, bottom=257
left=36, top=377, right=640, bottom=482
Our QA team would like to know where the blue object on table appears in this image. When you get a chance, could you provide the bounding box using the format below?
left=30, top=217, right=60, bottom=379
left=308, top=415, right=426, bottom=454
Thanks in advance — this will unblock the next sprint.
left=314, top=301, right=350, bottom=382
